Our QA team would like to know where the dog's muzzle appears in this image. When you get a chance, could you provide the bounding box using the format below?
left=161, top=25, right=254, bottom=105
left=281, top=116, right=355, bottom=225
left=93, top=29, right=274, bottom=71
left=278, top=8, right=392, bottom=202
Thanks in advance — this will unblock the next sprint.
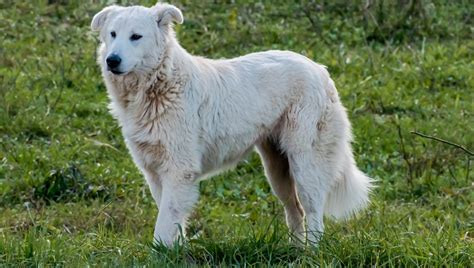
left=106, top=54, right=122, bottom=74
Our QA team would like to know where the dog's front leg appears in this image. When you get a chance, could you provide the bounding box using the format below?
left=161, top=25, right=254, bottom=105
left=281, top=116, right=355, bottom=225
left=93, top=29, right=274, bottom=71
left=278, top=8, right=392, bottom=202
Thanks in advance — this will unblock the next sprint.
left=153, top=176, right=199, bottom=246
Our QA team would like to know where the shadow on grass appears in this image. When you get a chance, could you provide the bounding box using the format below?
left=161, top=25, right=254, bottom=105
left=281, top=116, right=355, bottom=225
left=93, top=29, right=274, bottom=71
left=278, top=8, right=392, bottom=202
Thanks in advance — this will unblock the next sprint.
left=150, top=225, right=305, bottom=266
left=1, top=165, right=112, bottom=207
left=148, top=218, right=472, bottom=267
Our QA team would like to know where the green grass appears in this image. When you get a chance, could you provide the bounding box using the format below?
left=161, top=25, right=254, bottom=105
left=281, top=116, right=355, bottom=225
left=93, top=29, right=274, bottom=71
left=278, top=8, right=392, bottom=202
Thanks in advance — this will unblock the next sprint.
left=1, top=0, right=473, bottom=266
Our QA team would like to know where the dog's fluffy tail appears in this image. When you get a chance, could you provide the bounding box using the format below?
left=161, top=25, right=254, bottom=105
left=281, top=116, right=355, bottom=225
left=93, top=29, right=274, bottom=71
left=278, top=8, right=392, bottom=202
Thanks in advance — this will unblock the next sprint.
left=324, top=164, right=373, bottom=220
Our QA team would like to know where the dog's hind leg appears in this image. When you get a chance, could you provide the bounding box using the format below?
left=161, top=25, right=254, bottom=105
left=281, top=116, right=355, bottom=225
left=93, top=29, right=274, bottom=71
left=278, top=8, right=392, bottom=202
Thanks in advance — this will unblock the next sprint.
left=286, top=150, right=332, bottom=244
left=257, top=138, right=305, bottom=243
left=280, top=96, right=341, bottom=245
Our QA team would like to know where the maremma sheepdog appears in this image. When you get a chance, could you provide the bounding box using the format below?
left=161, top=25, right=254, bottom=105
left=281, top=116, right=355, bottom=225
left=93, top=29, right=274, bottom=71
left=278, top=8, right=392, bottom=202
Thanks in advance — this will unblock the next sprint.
left=91, top=2, right=372, bottom=246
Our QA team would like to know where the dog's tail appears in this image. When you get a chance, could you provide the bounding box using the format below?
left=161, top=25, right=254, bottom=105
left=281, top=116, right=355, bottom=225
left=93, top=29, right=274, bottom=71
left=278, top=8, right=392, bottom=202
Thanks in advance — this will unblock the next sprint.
left=324, top=162, right=373, bottom=220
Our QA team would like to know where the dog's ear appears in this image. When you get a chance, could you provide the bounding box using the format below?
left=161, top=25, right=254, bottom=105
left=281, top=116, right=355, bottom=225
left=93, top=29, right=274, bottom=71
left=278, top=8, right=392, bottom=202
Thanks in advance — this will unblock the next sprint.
left=153, top=3, right=183, bottom=27
left=91, top=5, right=121, bottom=31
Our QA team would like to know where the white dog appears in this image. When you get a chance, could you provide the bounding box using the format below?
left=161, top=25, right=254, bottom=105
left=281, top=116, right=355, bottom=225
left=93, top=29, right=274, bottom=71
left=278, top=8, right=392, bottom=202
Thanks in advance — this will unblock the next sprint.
left=91, top=2, right=372, bottom=246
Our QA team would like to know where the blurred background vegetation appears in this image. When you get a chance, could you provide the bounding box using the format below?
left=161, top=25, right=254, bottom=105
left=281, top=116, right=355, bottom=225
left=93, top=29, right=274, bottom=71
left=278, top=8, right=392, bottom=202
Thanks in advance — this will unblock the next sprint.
left=0, top=0, right=472, bottom=266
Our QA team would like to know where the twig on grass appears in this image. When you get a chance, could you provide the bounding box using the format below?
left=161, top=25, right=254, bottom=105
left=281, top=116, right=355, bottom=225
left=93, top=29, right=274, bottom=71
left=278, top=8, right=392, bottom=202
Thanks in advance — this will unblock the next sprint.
left=410, top=131, right=473, bottom=157
left=396, top=123, right=414, bottom=185
left=465, top=157, right=471, bottom=182
left=411, top=131, right=473, bottom=182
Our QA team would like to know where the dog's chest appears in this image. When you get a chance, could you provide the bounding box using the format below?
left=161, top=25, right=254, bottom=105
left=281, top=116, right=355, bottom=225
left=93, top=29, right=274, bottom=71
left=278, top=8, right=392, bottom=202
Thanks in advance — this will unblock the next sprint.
left=108, top=79, right=187, bottom=169
left=128, top=138, right=168, bottom=170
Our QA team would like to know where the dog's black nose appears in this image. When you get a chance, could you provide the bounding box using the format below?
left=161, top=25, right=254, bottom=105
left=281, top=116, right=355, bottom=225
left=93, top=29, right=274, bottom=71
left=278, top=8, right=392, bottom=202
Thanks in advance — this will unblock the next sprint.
left=106, top=54, right=121, bottom=69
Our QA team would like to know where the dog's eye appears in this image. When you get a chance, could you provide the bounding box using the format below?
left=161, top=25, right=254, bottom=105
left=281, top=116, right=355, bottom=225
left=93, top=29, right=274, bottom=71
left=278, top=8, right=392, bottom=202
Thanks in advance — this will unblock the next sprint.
left=111, top=31, right=116, bottom=38
left=130, top=34, right=142, bottom=41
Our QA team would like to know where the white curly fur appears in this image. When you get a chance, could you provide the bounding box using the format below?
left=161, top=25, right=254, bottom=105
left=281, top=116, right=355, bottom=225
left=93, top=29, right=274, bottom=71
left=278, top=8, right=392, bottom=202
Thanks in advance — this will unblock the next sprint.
left=92, top=2, right=372, bottom=246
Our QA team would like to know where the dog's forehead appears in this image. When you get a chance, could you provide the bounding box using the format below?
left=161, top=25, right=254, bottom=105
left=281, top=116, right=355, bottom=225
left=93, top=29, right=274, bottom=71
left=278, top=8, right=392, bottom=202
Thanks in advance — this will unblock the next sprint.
left=108, top=7, right=154, bottom=32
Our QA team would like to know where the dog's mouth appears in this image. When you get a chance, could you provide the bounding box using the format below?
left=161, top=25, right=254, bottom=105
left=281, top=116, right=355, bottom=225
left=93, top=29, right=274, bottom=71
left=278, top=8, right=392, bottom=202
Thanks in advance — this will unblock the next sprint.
left=109, top=69, right=126, bottom=75
left=109, top=64, right=139, bottom=76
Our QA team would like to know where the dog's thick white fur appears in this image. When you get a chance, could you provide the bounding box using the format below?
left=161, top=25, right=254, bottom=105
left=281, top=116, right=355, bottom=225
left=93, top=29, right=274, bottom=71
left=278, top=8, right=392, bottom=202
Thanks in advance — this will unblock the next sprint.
left=91, top=2, right=372, bottom=246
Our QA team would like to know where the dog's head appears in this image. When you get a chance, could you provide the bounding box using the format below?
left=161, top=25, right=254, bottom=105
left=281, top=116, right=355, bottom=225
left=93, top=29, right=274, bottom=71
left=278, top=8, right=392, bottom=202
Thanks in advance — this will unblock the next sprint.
left=91, top=2, right=183, bottom=76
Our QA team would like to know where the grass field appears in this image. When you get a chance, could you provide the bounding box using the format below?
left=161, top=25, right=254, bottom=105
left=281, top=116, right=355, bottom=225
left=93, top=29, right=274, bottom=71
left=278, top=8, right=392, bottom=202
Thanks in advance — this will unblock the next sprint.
left=0, top=0, right=473, bottom=266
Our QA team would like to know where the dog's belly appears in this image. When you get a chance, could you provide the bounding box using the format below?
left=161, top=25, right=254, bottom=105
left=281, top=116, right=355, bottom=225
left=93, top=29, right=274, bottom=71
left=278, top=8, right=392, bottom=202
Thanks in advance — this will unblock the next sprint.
left=198, top=114, right=277, bottom=177
left=199, top=143, right=255, bottom=179
left=198, top=116, right=279, bottom=178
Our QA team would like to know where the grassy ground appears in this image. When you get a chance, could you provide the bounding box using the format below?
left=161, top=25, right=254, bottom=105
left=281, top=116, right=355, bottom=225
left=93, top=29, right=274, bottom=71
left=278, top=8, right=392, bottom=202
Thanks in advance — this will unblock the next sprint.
left=0, top=0, right=473, bottom=266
